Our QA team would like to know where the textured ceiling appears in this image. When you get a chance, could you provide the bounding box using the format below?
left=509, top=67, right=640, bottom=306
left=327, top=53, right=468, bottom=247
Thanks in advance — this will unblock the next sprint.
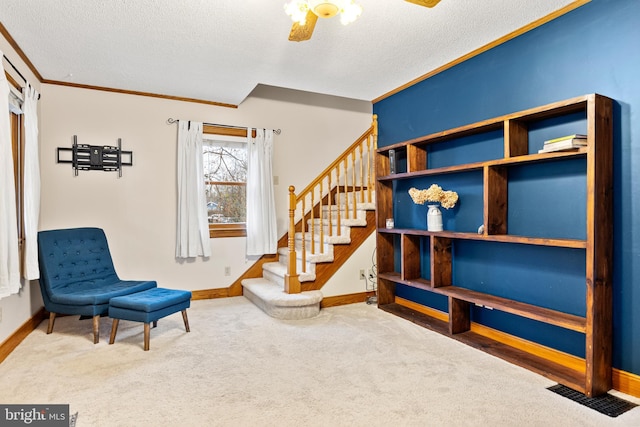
left=1, top=0, right=578, bottom=106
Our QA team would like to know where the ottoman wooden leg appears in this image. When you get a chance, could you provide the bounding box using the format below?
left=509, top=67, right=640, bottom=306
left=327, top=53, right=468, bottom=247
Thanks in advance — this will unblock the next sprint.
left=109, top=319, right=119, bottom=344
left=144, top=323, right=150, bottom=351
left=181, top=310, right=190, bottom=332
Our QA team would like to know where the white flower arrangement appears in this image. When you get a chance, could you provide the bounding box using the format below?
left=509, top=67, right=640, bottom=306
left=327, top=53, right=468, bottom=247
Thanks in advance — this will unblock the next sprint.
left=408, top=184, right=459, bottom=209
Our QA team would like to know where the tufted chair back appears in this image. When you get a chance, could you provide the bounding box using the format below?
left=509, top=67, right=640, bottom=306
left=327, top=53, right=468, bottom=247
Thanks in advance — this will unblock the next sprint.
left=38, top=227, right=119, bottom=298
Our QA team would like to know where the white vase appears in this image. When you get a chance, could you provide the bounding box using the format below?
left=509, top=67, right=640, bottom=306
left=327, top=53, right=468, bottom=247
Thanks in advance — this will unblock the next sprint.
left=427, top=204, right=443, bottom=231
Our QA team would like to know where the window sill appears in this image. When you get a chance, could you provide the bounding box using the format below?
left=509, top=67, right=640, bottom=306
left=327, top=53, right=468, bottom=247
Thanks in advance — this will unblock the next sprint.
left=209, top=224, right=246, bottom=238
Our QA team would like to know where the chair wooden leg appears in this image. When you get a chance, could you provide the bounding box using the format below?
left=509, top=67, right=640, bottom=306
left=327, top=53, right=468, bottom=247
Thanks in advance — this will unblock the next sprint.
left=109, top=319, right=119, bottom=344
left=47, top=312, right=56, bottom=334
left=152, top=320, right=158, bottom=328
left=144, top=323, right=150, bottom=351
left=181, top=310, right=190, bottom=333
left=93, top=315, right=100, bottom=344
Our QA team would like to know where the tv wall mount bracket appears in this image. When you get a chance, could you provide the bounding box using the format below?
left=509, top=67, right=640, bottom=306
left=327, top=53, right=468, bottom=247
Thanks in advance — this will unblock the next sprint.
left=57, top=135, right=133, bottom=177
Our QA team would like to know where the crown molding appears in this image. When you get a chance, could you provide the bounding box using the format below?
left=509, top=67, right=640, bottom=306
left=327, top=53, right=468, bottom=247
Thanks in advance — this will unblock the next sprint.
left=42, top=78, right=238, bottom=108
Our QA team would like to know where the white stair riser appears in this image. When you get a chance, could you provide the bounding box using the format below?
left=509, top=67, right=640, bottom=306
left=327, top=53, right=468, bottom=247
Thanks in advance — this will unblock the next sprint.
left=284, top=244, right=335, bottom=261
left=304, top=223, right=351, bottom=239
left=295, top=239, right=335, bottom=253
left=241, top=278, right=323, bottom=320
left=263, top=269, right=285, bottom=288
left=263, top=261, right=316, bottom=283
left=335, top=192, right=375, bottom=205
left=277, top=253, right=318, bottom=273
left=276, top=251, right=312, bottom=268
left=293, top=235, right=335, bottom=252
left=321, top=207, right=367, bottom=221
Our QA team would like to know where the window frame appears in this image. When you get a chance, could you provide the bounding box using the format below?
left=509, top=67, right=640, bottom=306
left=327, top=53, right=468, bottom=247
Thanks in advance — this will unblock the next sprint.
left=7, top=72, right=25, bottom=269
left=203, top=124, right=251, bottom=238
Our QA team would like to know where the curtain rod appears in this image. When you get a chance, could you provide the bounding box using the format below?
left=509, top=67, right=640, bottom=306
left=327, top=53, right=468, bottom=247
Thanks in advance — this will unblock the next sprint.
left=3, top=55, right=41, bottom=100
left=166, top=118, right=281, bottom=135
left=3, top=55, right=27, bottom=83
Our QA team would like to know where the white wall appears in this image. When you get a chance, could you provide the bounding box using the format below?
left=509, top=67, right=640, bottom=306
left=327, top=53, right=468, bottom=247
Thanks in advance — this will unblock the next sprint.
left=38, top=84, right=373, bottom=291
left=322, top=233, right=377, bottom=298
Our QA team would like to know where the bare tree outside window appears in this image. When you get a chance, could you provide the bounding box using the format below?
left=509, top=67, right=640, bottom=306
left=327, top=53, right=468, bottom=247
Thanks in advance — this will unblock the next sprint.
left=203, top=141, right=247, bottom=224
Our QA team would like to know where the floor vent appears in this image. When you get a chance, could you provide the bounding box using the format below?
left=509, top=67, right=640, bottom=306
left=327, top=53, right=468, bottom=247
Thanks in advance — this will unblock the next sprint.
left=547, top=384, right=638, bottom=418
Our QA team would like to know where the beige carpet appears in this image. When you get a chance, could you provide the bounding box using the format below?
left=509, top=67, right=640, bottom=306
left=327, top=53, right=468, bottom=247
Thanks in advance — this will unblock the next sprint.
left=1, top=297, right=639, bottom=426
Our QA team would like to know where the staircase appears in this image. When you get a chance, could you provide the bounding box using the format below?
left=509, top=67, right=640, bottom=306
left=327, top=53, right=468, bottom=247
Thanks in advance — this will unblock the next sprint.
left=241, top=116, right=378, bottom=320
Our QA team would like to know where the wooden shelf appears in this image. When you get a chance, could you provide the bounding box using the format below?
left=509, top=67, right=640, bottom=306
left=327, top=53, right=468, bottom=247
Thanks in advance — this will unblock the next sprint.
left=377, top=146, right=586, bottom=181
left=432, top=286, right=586, bottom=333
left=378, top=272, right=432, bottom=292
left=490, top=147, right=586, bottom=165
left=377, top=228, right=587, bottom=249
left=378, top=274, right=586, bottom=332
left=378, top=161, right=485, bottom=181
left=379, top=303, right=587, bottom=393
left=375, top=93, right=613, bottom=397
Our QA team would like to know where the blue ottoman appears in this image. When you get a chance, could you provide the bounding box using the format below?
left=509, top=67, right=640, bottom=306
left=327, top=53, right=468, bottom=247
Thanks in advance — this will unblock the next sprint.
left=108, top=288, right=192, bottom=350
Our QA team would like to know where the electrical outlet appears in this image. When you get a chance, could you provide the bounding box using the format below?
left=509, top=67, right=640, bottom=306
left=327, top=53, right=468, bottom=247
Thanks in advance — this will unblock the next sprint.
left=224, top=266, right=231, bottom=276
left=359, top=269, right=365, bottom=280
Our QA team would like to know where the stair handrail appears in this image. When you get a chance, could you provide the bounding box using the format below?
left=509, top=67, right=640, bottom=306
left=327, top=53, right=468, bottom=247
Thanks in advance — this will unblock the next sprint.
left=285, top=115, right=378, bottom=294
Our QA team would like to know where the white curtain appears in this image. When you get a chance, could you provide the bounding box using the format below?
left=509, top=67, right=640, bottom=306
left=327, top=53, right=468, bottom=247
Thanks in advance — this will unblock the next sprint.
left=22, top=83, right=40, bottom=280
left=176, top=120, right=211, bottom=258
left=0, top=49, right=21, bottom=298
left=246, top=128, right=277, bottom=256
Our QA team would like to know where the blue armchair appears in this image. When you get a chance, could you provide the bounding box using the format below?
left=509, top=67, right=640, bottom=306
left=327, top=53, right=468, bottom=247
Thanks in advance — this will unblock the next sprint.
left=38, top=227, right=157, bottom=343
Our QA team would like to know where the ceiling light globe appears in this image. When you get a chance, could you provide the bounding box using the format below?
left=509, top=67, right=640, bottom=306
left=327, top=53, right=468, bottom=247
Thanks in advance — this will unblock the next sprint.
left=284, top=1, right=309, bottom=24
left=340, top=2, right=362, bottom=25
left=308, top=1, right=339, bottom=18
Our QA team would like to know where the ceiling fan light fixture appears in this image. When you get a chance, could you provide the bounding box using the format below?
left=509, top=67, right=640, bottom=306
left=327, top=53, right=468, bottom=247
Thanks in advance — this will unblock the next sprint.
left=284, top=0, right=362, bottom=25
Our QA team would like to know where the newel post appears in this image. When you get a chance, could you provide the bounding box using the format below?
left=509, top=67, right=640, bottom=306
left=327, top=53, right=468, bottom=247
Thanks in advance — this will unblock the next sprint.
left=373, top=114, right=378, bottom=147
left=285, top=185, right=301, bottom=294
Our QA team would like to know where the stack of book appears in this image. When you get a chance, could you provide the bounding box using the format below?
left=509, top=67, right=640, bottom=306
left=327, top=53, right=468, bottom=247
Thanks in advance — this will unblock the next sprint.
left=538, top=134, right=587, bottom=153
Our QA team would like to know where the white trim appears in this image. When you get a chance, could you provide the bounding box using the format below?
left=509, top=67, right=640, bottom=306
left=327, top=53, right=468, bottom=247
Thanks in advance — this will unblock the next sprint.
left=203, top=133, right=247, bottom=150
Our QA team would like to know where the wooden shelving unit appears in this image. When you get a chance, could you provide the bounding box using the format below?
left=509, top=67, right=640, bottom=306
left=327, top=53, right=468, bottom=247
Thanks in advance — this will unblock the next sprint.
left=375, top=94, right=613, bottom=397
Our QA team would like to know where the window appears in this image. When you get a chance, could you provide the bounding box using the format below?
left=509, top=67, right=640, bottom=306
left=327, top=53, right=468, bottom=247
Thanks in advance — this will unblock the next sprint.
left=203, top=127, right=248, bottom=238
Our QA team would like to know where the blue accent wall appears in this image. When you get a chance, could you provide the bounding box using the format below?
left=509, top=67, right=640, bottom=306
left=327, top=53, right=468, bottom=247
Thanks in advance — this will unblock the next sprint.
left=374, top=0, right=640, bottom=375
